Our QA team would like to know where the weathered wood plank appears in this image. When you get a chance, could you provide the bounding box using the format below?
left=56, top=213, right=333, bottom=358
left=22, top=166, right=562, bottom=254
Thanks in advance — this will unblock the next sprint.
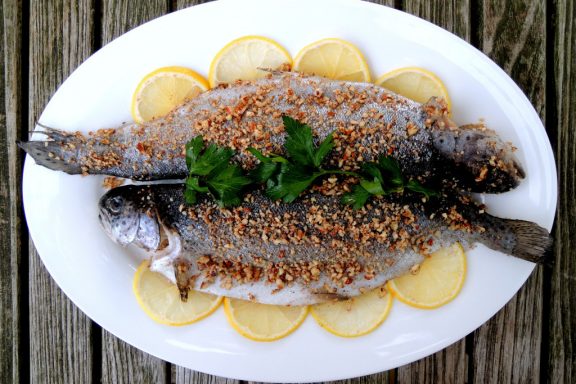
left=173, top=366, right=240, bottom=384
left=397, top=342, right=467, bottom=384
left=101, top=334, right=168, bottom=384
left=176, top=0, right=214, bottom=11
left=472, top=1, right=546, bottom=382
left=28, top=1, right=96, bottom=383
left=327, top=372, right=393, bottom=384
left=548, top=0, right=576, bottom=383
left=99, top=1, right=171, bottom=382
left=362, top=0, right=396, bottom=7
left=246, top=371, right=393, bottom=384
left=371, top=0, right=396, bottom=7
left=0, top=1, right=23, bottom=383
left=397, top=2, right=470, bottom=382
left=101, top=0, right=169, bottom=44
left=473, top=271, right=544, bottom=383
left=479, top=0, right=546, bottom=117
left=403, top=0, right=471, bottom=41
left=175, top=0, right=395, bottom=11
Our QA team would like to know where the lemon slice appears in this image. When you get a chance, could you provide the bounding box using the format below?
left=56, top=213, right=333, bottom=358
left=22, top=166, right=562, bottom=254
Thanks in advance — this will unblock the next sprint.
left=208, top=35, right=292, bottom=87
left=310, top=287, right=393, bottom=337
left=224, top=298, right=308, bottom=341
left=293, top=38, right=371, bottom=82
left=387, top=243, right=466, bottom=309
left=133, top=260, right=222, bottom=326
left=131, top=66, right=209, bottom=123
left=375, top=67, right=451, bottom=109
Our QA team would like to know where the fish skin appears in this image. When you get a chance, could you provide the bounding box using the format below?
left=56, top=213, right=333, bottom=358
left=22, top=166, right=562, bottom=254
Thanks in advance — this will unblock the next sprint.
left=21, top=72, right=523, bottom=193
left=98, top=184, right=551, bottom=306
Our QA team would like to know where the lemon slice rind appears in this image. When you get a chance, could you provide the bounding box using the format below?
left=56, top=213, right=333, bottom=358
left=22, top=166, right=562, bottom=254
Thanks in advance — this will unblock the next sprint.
left=293, top=37, right=371, bottom=82
left=375, top=66, right=451, bottom=110
left=310, top=287, right=393, bottom=338
left=208, top=35, right=292, bottom=88
left=133, top=260, right=222, bottom=326
left=131, top=66, right=209, bottom=123
left=223, top=297, right=308, bottom=342
left=387, top=243, right=466, bottom=310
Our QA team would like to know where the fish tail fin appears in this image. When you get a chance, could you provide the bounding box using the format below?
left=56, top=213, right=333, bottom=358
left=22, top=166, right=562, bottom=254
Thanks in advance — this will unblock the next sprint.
left=18, top=128, right=84, bottom=174
left=480, top=217, right=552, bottom=263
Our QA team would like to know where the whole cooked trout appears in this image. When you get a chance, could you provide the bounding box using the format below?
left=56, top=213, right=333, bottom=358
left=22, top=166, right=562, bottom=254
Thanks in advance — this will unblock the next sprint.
left=98, top=184, right=550, bottom=305
left=21, top=72, right=523, bottom=193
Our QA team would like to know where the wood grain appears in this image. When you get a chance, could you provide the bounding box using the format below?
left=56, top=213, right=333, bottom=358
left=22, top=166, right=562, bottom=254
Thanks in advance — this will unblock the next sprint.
left=397, top=2, right=470, bottom=382
left=101, top=333, right=168, bottom=384
left=549, top=0, right=576, bottom=382
left=28, top=1, right=96, bottom=383
left=100, top=0, right=170, bottom=44
left=173, top=366, right=240, bottom=384
left=472, top=0, right=546, bottom=383
left=365, top=0, right=396, bottom=7
left=403, top=0, right=471, bottom=41
left=327, top=372, right=393, bottom=384
left=176, top=0, right=214, bottom=11
left=479, top=0, right=546, bottom=117
left=98, top=1, right=171, bottom=382
left=0, top=1, right=23, bottom=383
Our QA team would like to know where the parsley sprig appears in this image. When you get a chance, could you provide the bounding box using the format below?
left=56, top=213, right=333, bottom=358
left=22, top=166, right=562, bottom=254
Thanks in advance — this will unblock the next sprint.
left=184, top=117, right=437, bottom=208
left=248, top=116, right=356, bottom=203
left=341, top=156, right=438, bottom=209
left=184, top=136, right=252, bottom=207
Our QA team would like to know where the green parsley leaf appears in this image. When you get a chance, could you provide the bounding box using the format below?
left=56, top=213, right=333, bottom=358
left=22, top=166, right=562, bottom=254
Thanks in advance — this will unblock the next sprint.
left=282, top=116, right=333, bottom=168
left=378, top=156, right=404, bottom=187
left=313, top=133, right=334, bottom=167
left=247, top=118, right=340, bottom=202
left=282, top=116, right=316, bottom=167
left=361, top=163, right=385, bottom=185
left=406, top=179, right=439, bottom=199
left=343, top=155, right=438, bottom=209
left=247, top=148, right=287, bottom=183
left=185, top=136, right=204, bottom=169
left=186, top=176, right=209, bottom=193
left=266, top=163, right=325, bottom=203
left=360, top=178, right=385, bottom=195
left=251, top=161, right=280, bottom=183
left=184, top=188, right=197, bottom=205
left=206, top=164, right=252, bottom=207
left=188, top=143, right=234, bottom=176
left=341, top=184, right=371, bottom=209
left=184, top=136, right=251, bottom=207
left=247, top=147, right=271, bottom=163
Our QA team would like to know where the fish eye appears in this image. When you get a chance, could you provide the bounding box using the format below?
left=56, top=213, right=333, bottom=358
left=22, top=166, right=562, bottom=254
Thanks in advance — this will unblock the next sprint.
left=107, top=196, right=124, bottom=214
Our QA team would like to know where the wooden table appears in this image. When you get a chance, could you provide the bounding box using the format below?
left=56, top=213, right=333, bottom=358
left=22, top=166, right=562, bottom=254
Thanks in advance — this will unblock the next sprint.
left=1, top=0, right=573, bottom=382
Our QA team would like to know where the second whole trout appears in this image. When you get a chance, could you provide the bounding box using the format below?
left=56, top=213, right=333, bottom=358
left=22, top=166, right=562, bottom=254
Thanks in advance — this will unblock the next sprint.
left=21, top=72, right=524, bottom=193
left=98, top=184, right=550, bottom=306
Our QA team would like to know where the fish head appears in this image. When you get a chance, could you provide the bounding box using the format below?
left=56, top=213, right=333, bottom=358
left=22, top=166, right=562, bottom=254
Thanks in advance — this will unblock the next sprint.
left=98, top=185, right=160, bottom=250
left=431, top=125, right=525, bottom=193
